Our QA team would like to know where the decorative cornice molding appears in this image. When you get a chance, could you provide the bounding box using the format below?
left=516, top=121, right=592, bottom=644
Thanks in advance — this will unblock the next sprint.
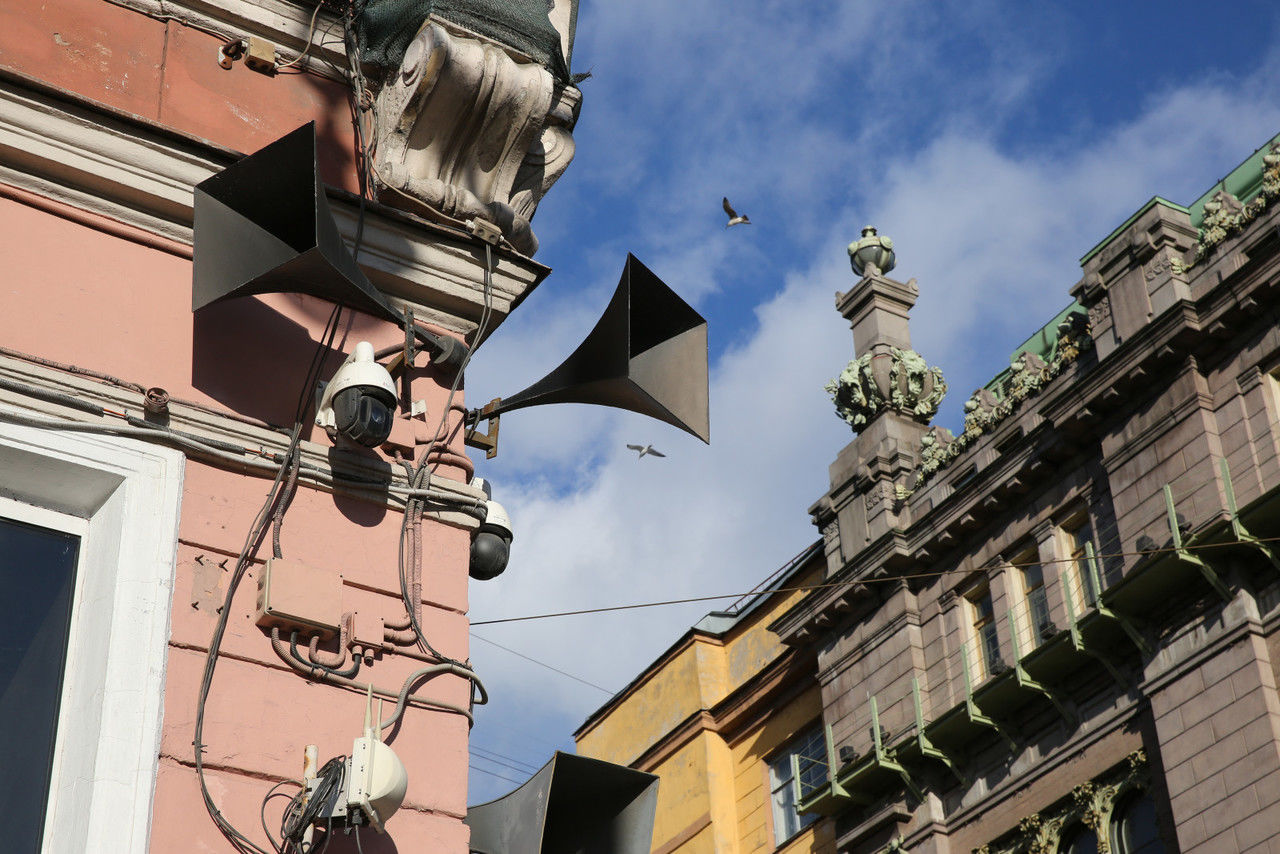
left=1174, top=142, right=1280, bottom=274
left=0, top=73, right=549, bottom=338
left=0, top=354, right=483, bottom=527
left=914, top=312, right=1091, bottom=488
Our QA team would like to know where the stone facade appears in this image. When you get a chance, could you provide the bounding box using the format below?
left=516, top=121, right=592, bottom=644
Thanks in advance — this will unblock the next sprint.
left=772, top=131, right=1280, bottom=852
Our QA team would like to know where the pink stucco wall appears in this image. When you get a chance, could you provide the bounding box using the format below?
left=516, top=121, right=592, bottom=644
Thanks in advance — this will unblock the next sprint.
left=0, top=186, right=474, bottom=850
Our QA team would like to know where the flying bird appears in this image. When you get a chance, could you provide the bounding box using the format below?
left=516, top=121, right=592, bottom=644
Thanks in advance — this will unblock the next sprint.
left=627, top=443, right=666, bottom=459
left=722, top=197, right=750, bottom=227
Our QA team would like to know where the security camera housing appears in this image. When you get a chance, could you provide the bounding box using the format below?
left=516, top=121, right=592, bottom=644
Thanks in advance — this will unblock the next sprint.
left=470, top=497, right=513, bottom=580
left=316, top=341, right=399, bottom=448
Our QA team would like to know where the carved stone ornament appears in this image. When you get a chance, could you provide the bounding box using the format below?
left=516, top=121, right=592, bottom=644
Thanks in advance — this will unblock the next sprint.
left=371, top=22, right=582, bottom=255
left=914, top=312, right=1092, bottom=487
left=825, top=347, right=946, bottom=432
left=972, top=749, right=1151, bottom=854
left=1174, top=140, right=1280, bottom=274
left=848, top=225, right=897, bottom=277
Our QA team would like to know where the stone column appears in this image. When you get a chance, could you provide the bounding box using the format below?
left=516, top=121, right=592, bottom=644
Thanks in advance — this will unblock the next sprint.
left=1143, top=602, right=1280, bottom=851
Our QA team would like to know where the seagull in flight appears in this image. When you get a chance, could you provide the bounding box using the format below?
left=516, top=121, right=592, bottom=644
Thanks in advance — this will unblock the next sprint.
left=722, top=197, right=751, bottom=227
left=627, top=443, right=666, bottom=459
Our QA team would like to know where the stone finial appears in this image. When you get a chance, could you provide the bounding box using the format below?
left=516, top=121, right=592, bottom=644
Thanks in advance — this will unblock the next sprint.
left=825, top=347, right=946, bottom=432
left=848, top=226, right=896, bottom=277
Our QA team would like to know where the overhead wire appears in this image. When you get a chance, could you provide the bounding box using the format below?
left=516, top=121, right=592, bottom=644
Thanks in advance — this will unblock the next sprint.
left=470, top=533, right=1280, bottom=626
left=470, top=764, right=524, bottom=786
left=470, top=745, right=540, bottom=775
left=470, top=632, right=614, bottom=695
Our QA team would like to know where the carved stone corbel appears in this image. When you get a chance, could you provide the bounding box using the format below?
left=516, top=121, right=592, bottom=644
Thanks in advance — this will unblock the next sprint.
left=372, top=22, right=582, bottom=256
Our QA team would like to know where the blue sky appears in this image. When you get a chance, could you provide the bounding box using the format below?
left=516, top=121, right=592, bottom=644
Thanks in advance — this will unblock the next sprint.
left=460, top=0, right=1280, bottom=803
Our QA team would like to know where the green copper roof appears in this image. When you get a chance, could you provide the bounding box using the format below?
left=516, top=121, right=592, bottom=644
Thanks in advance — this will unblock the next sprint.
left=1185, top=129, right=1280, bottom=227
left=983, top=301, right=1084, bottom=393
left=1079, top=129, right=1280, bottom=266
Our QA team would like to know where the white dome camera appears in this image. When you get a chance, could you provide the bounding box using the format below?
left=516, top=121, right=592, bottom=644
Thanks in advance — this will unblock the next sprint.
left=469, top=478, right=513, bottom=580
left=315, top=341, right=398, bottom=447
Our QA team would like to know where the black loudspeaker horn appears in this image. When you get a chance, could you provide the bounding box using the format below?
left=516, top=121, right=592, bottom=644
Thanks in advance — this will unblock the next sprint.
left=472, top=254, right=710, bottom=445
left=192, top=122, right=401, bottom=323
left=465, top=752, right=659, bottom=854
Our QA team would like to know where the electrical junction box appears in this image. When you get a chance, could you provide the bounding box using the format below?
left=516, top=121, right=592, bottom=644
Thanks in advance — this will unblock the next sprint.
left=255, top=557, right=342, bottom=638
left=244, top=36, right=277, bottom=75
left=351, top=610, right=385, bottom=653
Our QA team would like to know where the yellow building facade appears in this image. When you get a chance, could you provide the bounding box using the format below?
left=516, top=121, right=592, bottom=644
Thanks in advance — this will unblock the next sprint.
left=575, top=543, right=837, bottom=854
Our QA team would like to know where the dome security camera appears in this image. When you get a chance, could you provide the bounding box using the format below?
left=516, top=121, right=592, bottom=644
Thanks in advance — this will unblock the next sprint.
left=316, top=341, right=398, bottom=447
left=469, top=478, right=513, bottom=580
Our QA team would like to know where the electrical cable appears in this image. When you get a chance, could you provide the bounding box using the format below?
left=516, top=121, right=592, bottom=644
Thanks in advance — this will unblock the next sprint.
left=469, top=764, right=523, bottom=786
left=469, top=745, right=539, bottom=775
left=0, top=409, right=486, bottom=513
left=289, top=629, right=362, bottom=679
left=269, top=627, right=477, bottom=724
left=195, top=423, right=304, bottom=854
left=389, top=239, right=495, bottom=677
left=470, top=633, right=614, bottom=695
left=377, top=663, right=488, bottom=732
left=260, top=779, right=303, bottom=854
left=274, top=1, right=325, bottom=71
left=281, top=756, right=345, bottom=848
left=469, top=532, right=1280, bottom=626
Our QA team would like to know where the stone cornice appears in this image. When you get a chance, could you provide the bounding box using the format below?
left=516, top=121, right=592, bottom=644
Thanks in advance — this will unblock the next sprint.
left=622, top=646, right=817, bottom=772
left=0, top=69, right=550, bottom=339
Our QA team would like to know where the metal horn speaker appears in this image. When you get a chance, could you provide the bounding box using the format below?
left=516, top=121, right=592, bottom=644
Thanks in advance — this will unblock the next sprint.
left=465, top=752, right=659, bottom=854
left=192, top=122, right=401, bottom=323
left=472, top=254, right=709, bottom=445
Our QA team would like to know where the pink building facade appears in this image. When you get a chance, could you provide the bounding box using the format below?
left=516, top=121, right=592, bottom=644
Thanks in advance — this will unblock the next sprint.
left=0, top=0, right=582, bottom=851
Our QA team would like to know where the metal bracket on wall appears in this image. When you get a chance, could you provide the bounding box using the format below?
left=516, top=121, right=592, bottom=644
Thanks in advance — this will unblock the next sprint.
left=1164, top=485, right=1232, bottom=602
left=1085, top=542, right=1153, bottom=656
left=1221, top=459, right=1280, bottom=573
left=1062, top=570, right=1127, bottom=686
left=1006, top=610, right=1074, bottom=724
left=869, top=695, right=922, bottom=801
left=960, top=646, right=1017, bottom=752
left=912, top=678, right=964, bottom=784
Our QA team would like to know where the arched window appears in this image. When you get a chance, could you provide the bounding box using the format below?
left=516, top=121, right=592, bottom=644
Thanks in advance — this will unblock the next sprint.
left=1111, top=789, right=1165, bottom=853
left=1059, top=822, right=1098, bottom=854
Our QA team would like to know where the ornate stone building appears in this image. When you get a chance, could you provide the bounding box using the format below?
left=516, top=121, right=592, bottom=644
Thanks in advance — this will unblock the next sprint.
left=775, top=131, right=1280, bottom=852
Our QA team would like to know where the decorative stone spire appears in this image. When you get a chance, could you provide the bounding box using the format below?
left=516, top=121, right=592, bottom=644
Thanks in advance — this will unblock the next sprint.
left=826, top=227, right=946, bottom=432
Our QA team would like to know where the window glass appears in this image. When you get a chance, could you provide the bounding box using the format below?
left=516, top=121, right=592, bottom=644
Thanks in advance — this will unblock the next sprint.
left=967, top=584, right=1002, bottom=677
left=769, top=727, right=823, bottom=844
left=1063, top=514, right=1100, bottom=613
left=1060, top=822, right=1099, bottom=854
left=1113, top=790, right=1165, bottom=853
left=1023, top=563, right=1049, bottom=625
left=0, top=515, right=81, bottom=853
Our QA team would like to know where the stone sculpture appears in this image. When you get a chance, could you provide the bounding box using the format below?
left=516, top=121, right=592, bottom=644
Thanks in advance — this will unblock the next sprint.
left=370, top=22, right=581, bottom=255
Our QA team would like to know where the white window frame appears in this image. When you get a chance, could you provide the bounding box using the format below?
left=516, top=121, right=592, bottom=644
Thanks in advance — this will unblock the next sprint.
left=0, top=417, right=183, bottom=854
left=768, top=726, right=822, bottom=846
